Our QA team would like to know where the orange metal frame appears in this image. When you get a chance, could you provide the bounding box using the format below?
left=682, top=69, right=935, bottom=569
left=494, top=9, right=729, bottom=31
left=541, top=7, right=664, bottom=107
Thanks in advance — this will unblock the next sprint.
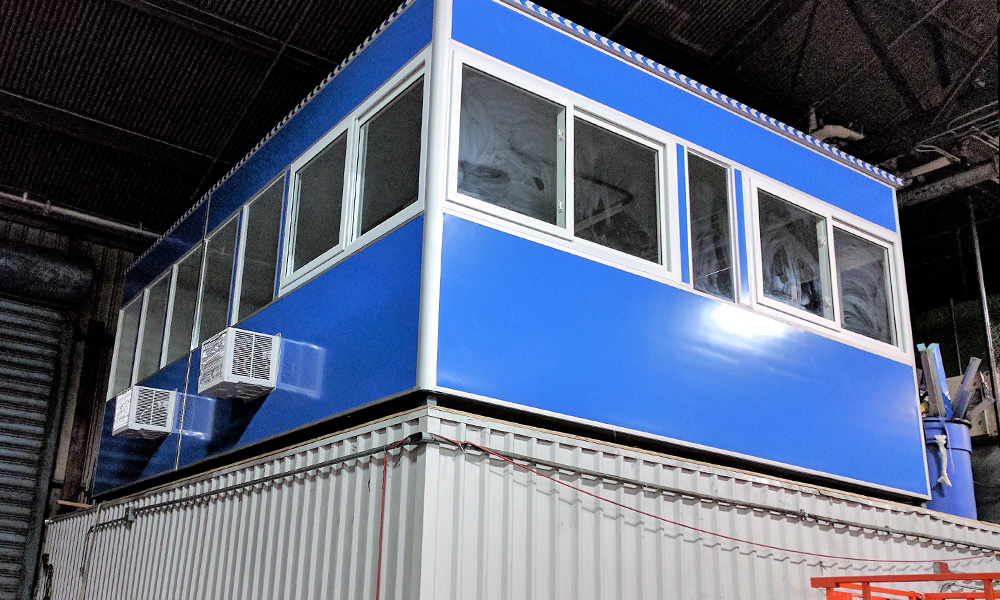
left=812, top=572, right=1000, bottom=600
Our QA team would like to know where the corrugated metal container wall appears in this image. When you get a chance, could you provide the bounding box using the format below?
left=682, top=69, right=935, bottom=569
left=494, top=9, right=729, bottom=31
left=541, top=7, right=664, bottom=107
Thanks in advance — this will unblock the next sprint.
left=37, top=413, right=426, bottom=600
left=420, top=410, right=1000, bottom=599
left=36, top=408, right=1000, bottom=600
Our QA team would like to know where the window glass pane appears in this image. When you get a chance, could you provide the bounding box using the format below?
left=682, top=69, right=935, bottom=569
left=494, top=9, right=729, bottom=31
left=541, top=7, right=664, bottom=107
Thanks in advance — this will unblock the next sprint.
left=835, top=228, right=895, bottom=344
left=111, top=299, right=142, bottom=395
left=688, top=154, right=734, bottom=300
left=360, top=78, right=424, bottom=235
left=574, top=120, right=659, bottom=262
left=166, top=245, right=203, bottom=364
left=293, top=133, right=346, bottom=271
left=458, top=67, right=563, bottom=225
left=238, top=179, right=284, bottom=321
left=198, top=220, right=238, bottom=343
left=758, top=191, right=833, bottom=319
left=136, top=276, right=170, bottom=381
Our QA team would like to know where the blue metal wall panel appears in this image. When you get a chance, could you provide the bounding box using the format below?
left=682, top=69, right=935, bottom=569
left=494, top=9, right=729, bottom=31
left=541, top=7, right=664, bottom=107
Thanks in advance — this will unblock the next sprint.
left=451, top=0, right=898, bottom=231
left=177, top=217, right=423, bottom=467
left=123, top=201, right=208, bottom=304
left=93, top=217, right=424, bottom=493
left=437, top=215, right=926, bottom=495
left=92, top=358, right=188, bottom=494
left=205, top=0, right=434, bottom=233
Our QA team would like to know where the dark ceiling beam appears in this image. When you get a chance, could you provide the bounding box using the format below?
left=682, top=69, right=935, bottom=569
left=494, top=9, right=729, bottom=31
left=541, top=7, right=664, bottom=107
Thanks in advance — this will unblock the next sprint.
left=842, top=0, right=924, bottom=113
left=845, top=85, right=996, bottom=162
left=932, top=27, right=998, bottom=123
left=0, top=88, right=224, bottom=174
left=537, top=0, right=807, bottom=126
left=110, top=0, right=336, bottom=76
left=707, top=1, right=809, bottom=74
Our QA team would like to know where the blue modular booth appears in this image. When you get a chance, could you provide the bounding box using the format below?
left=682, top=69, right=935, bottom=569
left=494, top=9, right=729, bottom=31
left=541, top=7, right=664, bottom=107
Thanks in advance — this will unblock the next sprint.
left=95, top=0, right=930, bottom=500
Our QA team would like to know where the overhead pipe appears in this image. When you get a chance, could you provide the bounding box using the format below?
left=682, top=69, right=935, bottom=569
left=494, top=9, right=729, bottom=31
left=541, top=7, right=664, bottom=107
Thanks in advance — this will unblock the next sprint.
left=810, top=124, right=865, bottom=143
left=897, top=159, right=999, bottom=207
left=0, top=190, right=160, bottom=242
left=899, top=156, right=953, bottom=180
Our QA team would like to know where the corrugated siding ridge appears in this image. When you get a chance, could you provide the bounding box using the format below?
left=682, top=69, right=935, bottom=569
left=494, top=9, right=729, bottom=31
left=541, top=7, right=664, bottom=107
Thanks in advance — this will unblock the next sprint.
left=126, top=0, right=420, bottom=274
left=423, top=407, right=1000, bottom=550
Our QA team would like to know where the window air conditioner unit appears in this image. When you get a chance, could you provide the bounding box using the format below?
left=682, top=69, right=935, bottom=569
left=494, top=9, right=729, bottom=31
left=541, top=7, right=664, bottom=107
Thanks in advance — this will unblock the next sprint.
left=198, top=327, right=280, bottom=401
left=112, top=385, right=176, bottom=438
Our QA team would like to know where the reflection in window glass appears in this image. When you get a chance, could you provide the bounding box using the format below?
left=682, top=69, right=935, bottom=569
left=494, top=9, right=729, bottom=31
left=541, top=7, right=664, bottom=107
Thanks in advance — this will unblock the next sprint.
left=238, top=179, right=284, bottom=321
left=458, top=67, right=563, bottom=225
left=359, top=78, right=424, bottom=235
left=688, top=154, right=734, bottom=301
left=198, top=220, right=238, bottom=343
left=165, top=246, right=202, bottom=364
left=293, top=133, right=347, bottom=271
left=136, top=276, right=170, bottom=381
left=574, top=120, right=659, bottom=262
left=835, top=228, right=895, bottom=344
left=758, top=191, right=833, bottom=320
left=111, top=299, right=142, bottom=395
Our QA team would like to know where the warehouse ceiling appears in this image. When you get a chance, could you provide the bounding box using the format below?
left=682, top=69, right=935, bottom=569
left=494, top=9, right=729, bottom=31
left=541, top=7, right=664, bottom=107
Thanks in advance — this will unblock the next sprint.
left=0, top=0, right=997, bottom=307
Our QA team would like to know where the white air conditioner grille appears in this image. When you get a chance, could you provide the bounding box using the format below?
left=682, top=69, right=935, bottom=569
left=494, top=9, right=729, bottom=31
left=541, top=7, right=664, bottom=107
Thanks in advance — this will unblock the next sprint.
left=198, top=327, right=279, bottom=400
left=232, top=330, right=254, bottom=377
left=134, top=387, right=172, bottom=428
left=113, top=388, right=132, bottom=432
left=251, top=334, right=273, bottom=380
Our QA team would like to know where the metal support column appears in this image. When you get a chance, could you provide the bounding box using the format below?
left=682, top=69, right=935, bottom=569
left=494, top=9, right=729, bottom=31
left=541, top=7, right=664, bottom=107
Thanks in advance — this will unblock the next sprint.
left=970, top=201, right=1000, bottom=396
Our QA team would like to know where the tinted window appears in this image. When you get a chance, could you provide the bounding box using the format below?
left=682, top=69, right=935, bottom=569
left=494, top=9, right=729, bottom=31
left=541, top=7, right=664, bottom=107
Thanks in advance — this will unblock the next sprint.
left=292, top=134, right=347, bottom=271
left=238, top=179, right=284, bottom=321
left=758, top=191, right=832, bottom=320
left=574, top=119, right=659, bottom=262
left=135, top=275, right=170, bottom=380
left=198, top=219, right=238, bottom=343
left=688, top=154, right=734, bottom=300
left=359, top=79, right=424, bottom=235
left=835, top=228, right=895, bottom=344
left=111, top=299, right=142, bottom=395
left=165, top=246, right=203, bottom=364
left=458, top=67, right=563, bottom=225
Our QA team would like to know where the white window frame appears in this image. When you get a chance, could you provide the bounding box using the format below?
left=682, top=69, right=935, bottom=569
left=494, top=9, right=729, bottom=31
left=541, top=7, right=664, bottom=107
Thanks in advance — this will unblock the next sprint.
left=196, top=212, right=241, bottom=347
left=231, top=174, right=286, bottom=325
left=278, top=51, right=430, bottom=296
left=446, top=45, right=681, bottom=281
left=106, top=294, right=143, bottom=399
left=160, top=242, right=207, bottom=368
left=684, top=148, right=741, bottom=303
left=281, top=122, right=354, bottom=291
left=746, top=172, right=905, bottom=359
left=134, top=270, right=172, bottom=381
left=831, top=218, right=901, bottom=349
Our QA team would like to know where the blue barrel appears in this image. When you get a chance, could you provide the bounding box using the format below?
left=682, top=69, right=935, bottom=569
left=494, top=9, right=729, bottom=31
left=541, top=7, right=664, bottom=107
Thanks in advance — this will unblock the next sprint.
left=924, top=417, right=977, bottom=520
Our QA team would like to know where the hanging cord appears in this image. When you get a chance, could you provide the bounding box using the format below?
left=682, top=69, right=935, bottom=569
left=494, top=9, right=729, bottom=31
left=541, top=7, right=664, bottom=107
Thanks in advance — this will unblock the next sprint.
left=432, top=433, right=1000, bottom=566
left=375, top=437, right=409, bottom=600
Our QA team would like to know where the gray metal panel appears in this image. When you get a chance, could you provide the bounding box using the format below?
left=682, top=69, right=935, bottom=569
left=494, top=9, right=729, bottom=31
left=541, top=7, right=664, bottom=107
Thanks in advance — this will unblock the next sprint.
left=34, top=407, right=1000, bottom=600
left=0, top=298, right=65, bottom=600
left=37, top=412, right=427, bottom=600
left=420, top=409, right=1000, bottom=599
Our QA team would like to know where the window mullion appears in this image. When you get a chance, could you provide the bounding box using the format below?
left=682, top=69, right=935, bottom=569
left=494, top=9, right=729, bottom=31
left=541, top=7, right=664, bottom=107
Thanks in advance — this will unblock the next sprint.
left=826, top=217, right=842, bottom=330
left=563, top=104, right=574, bottom=236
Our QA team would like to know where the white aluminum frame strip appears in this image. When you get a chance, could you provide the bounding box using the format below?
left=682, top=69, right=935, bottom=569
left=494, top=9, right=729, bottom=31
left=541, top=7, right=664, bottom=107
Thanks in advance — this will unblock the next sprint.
left=37, top=407, right=1000, bottom=600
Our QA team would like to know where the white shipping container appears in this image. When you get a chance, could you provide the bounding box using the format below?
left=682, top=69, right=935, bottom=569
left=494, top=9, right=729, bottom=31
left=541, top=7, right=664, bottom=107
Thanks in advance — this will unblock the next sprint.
left=35, top=407, right=1000, bottom=600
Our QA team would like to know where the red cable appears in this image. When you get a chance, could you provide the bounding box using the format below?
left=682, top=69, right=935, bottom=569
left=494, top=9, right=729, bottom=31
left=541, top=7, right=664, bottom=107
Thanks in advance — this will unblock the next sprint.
left=433, top=433, right=1000, bottom=566
left=375, top=439, right=405, bottom=600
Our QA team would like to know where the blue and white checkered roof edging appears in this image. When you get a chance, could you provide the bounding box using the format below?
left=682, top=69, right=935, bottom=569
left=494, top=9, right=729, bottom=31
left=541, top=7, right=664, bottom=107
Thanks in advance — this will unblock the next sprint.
left=503, top=0, right=905, bottom=189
